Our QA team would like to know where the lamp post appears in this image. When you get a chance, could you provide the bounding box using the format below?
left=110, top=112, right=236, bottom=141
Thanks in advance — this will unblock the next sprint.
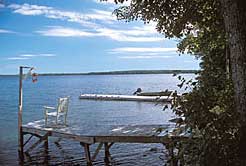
left=18, top=66, right=34, bottom=163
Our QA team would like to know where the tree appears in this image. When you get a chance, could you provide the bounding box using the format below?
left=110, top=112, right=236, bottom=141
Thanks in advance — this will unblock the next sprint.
left=107, top=0, right=246, bottom=164
left=219, top=0, right=246, bottom=163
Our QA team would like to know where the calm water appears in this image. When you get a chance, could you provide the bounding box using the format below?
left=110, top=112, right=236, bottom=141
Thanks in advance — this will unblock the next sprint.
left=0, top=74, right=194, bottom=166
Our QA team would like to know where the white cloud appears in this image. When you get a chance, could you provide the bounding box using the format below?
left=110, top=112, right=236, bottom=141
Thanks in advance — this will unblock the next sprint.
left=39, top=54, right=56, bottom=57
left=119, top=55, right=172, bottom=59
left=110, top=47, right=177, bottom=59
left=131, top=23, right=158, bottom=35
left=37, top=26, right=96, bottom=37
left=7, top=53, right=56, bottom=60
left=8, top=3, right=51, bottom=15
left=0, top=4, right=5, bottom=8
left=114, top=36, right=163, bottom=42
left=7, top=57, right=30, bottom=60
left=19, top=54, right=38, bottom=57
left=37, top=26, right=163, bottom=42
left=19, top=53, right=56, bottom=57
left=0, top=29, right=14, bottom=33
left=86, top=9, right=116, bottom=23
left=96, top=27, right=164, bottom=42
left=9, top=3, right=163, bottom=42
left=8, top=3, right=115, bottom=28
left=93, top=0, right=131, bottom=5
left=110, top=47, right=177, bottom=53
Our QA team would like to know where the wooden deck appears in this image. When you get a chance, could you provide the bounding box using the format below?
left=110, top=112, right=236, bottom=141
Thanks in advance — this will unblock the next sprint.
left=20, top=120, right=190, bottom=165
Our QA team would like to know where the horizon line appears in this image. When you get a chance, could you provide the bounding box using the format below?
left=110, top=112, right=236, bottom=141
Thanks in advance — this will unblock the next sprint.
left=0, top=69, right=198, bottom=76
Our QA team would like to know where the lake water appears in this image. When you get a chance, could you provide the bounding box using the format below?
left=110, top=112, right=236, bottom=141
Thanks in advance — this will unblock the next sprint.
left=0, top=74, right=194, bottom=165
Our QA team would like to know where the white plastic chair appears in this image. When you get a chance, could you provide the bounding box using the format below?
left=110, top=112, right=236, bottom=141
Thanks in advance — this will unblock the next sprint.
left=44, top=97, right=69, bottom=126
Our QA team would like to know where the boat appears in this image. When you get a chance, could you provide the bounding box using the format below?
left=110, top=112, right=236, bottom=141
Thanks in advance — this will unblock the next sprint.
left=137, top=91, right=173, bottom=96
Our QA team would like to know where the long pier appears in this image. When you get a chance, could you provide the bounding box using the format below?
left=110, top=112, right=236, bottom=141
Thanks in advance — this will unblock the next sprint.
left=20, top=120, right=189, bottom=165
left=79, top=94, right=173, bottom=102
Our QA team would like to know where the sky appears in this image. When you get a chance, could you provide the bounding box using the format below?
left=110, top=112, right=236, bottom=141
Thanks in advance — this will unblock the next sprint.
left=0, top=0, right=200, bottom=74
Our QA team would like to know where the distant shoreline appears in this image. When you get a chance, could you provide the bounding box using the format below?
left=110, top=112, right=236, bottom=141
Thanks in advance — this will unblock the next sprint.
left=0, top=70, right=198, bottom=76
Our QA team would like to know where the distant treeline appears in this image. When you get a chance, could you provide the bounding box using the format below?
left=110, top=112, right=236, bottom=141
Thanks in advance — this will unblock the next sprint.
left=0, top=70, right=198, bottom=76
left=39, top=70, right=198, bottom=76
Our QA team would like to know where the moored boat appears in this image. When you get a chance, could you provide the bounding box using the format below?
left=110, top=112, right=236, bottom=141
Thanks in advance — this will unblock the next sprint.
left=137, top=90, right=173, bottom=96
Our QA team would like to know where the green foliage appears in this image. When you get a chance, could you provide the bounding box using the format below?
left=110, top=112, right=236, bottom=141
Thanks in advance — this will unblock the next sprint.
left=113, top=0, right=223, bottom=38
left=111, top=0, right=241, bottom=165
left=174, top=81, right=240, bottom=165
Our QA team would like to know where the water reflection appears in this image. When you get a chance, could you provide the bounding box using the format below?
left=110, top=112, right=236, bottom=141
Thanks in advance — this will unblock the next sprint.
left=21, top=140, right=167, bottom=165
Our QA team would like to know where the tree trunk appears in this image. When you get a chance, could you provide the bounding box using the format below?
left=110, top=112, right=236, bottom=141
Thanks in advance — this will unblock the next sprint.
left=220, top=0, right=246, bottom=164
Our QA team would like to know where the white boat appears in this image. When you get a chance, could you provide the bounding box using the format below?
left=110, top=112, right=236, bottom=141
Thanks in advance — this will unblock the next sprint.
left=79, top=94, right=172, bottom=102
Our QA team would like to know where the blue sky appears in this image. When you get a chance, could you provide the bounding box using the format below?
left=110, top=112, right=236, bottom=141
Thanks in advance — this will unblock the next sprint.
left=0, top=0, right=200, bottom=74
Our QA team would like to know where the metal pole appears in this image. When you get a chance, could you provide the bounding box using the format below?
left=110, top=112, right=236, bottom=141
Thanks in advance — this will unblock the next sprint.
left=18, top=66, right=24, bottom=162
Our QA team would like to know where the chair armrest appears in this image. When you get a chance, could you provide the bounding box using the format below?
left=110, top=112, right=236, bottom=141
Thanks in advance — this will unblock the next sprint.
left=43, top=106, right=56, bottom=110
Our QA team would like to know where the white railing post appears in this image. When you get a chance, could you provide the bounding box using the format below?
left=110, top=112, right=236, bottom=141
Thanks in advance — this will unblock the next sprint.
left=18, top=66, right=24, bottom=162
left=18, top=66, right=34, bottom=163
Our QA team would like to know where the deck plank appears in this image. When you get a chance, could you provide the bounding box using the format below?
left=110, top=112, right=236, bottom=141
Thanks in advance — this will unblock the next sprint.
left=23, top=127, right=95, bottom=144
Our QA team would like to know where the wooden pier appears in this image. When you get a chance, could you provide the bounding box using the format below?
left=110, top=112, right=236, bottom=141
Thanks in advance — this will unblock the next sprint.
left=79, top=94, right=173, bottom=102
left=19, top=120, right=190, bottom=165
left=17, top=66, right=186, bottom=165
